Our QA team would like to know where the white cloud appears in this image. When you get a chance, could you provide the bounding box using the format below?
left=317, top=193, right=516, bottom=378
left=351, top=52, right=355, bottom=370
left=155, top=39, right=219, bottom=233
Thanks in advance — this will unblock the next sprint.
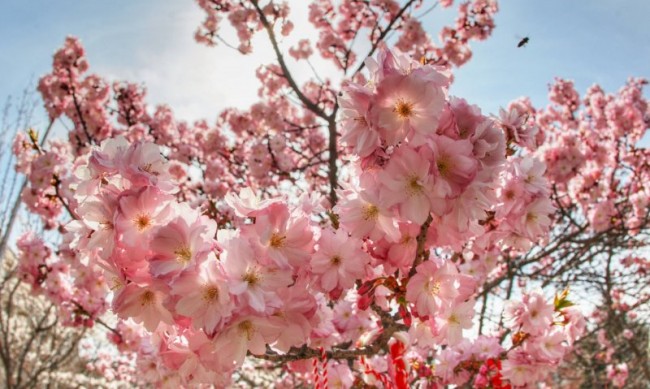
left=92, top=0, right=344, bottom=123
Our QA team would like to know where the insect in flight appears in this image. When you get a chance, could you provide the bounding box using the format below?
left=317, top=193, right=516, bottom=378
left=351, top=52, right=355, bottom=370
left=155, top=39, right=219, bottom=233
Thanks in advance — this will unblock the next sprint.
left=517, top=36, right=530, bottom=48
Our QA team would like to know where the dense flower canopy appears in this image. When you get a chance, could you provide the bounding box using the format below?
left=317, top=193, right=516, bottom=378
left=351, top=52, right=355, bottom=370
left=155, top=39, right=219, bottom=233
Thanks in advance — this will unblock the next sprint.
left=6, top=0, right=650, bottom=388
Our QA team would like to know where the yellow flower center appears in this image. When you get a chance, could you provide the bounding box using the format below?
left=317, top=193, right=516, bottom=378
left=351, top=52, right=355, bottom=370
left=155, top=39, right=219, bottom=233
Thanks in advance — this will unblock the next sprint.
left=238, top=320, right=255, bottom=341
left=269, top=233, right=286, bottom=248
left=174, top=246, right=192, bottom=264
left=243, top=269, right=260, bottom=286
left=361, top=204, right=379, bottom=221
left=429, top=281, right=441, bottom=296
left=134, top=213, right=152, bottom=231
left=202, top=286, right=220, bottom=302
left=406, top=176, right=424, bottom=195
left=140, top=290, right=155, bottom=306
left=394, top=99, right=415, bottom=119
left=109, top=277, right=123, bottom=291
left=437, top=157, right=451, bottom=178
left=526, top=212, right=538, bottom=223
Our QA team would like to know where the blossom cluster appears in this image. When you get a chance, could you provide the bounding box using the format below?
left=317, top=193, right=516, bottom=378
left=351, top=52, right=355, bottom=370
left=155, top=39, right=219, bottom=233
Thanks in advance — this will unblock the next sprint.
left=13, top=45, right=586, bottom=386
left=13, top=0, right=643, bottom=384
left=195, top=0, right=498, bottom=70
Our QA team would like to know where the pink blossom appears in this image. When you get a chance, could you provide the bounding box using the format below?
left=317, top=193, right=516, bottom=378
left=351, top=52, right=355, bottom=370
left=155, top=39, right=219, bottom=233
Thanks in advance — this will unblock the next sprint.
left=148, top=205, right=216, bottom=279
left=532, top=328, right=568, bottom=360
left=606, top=363, right=629, bottom=388
left=326, top=362, right=354, bottom=389
left=384, top=222, right=420, bottom=273
left=113, top=284, right=173, bottom=331
left=114, top=186, right=173, bottom=249
left=405, top=260, right=459, bottom=318
left=252, top=203, right=313, bottom=269
left=171, top=260, right=233, bottom=336
left=372, top=73, right=446, bottom=146
left=504, top=291, right=554, bottom=335
left=220, top=232, right=291, bottom=313
left=339, top=84, right=380, bottom=157
left=516, top=197, right=554, bottom=239
left=429, top=135, right=478, bottom=197
left=379, top=146, right=436, bottom=224
left=436, top=299, right=475, bottom=345
left=311, top=230, right=370, bottom=293
left=224, top=186, right=282, bottom=218
left=501, top=355, right=541, bottom=386
left=270, top=280, right=318, bottom=352
left=212, top=315, right=280, bottom=367
left=335, top=184, right=400, bottom=242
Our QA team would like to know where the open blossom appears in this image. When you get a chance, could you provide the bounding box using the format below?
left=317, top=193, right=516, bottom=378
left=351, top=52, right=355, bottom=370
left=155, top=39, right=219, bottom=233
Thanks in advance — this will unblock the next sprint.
left=372, top=72, right=446, bottom=146
left=446, top=97, right=484, bottom=138
left=500, top=352, right=544, bottom=387
left=76, top=192, right=118, bottom=258
left=606, top=363, right=629, bottom=388
left=531, top=328, right=567, bottom=360
left=311, top=229, right=370, bottom=293
left=12, top=30, right=616, bottom=386
left=113, top=284, right=173, bottom=331
left=158, top=328, right=219, bottom=384
left=588, top=199, right=616, bottom=232
left=436, top=299, right=475, bottom=345
left=339, top=84, right=380, bottom=157
left=383, top=222, right=420, bottom=272
left=516, top=197, right=554, bottom=239
left=498, top=106, right=539, bottom=149
left=335, top=184, right=400, bottom=242
left=270, top=280, right=318, bottom=352
left=114, top=186, right=173, bottom=249
left=405, top=259, right=460, bottom=318
left=220, top=232, right=292, bottom=313
left=224, top=186, right=282, bottom=218
left=148, top=204, right=216, bottom=279
left=515, top=156, right=547, bottom=195
left=561, top=306, right=586, bottom=345
left=379, top=146, right=436, bottom=224
left=503, top=291, right=554, bottom=335
left=16, top=232, right=52, bottom=288
left=429, top=135, right=478, bottom=197
left=212, top=315, right=280, bottom=367
left=326, top=361, right=355, bottom=389
left=84, top=136, right=129, bottom=182
left=251, top=203, right=313, bottom=269
left=29, top=152, right=64, bottom=190
left=471, top=118, right=506, bottom=168
left=171, top=259, right=233, bottom=336
left=121, top=140, right=171, bottom=188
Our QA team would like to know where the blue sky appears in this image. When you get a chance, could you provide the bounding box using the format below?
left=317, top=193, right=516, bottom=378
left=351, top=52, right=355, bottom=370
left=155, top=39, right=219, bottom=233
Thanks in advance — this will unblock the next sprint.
left=1, top=0, right=649, bottom=128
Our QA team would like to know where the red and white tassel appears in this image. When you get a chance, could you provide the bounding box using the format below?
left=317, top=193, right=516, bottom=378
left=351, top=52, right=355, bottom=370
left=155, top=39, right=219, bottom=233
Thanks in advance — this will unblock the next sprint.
left=312, top=355, right=321, bottom=389
left=320, top=347, right=328, bottom=388
left=359, top=355, right=393, bottom=389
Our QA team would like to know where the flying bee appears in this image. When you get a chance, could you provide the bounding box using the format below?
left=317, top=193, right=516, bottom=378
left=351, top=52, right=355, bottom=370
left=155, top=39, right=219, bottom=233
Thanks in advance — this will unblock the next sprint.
left=517, top=36, right=530, bottom=48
